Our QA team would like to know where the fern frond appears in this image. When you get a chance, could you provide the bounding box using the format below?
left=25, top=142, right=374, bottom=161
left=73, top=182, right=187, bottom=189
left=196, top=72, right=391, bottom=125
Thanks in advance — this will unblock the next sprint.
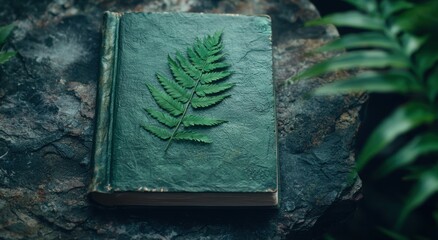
left=187, top=47, right=204, bottom=70
left=176, top=51, right=201, bottom=78
left=168, top=56, right=196, bottom=88
left=211, top=31, right=222, bottom=46
left=204, top=62, right=230, bottom=72
left=142, top=125, right=172, bottom=140
left=196, top=83, right=235, bottom=96
left=194, top=39, right=209, bottom=59
left=200, top=71, right=232, bottom=84
left=183, top=115, right=227, bottom=127
left=174, top=131, right=212, bottom=143
left=143, top=31, right=233, bottom=151
left=144, top=108, right=179, bottom=128
left=206, top=53, right=225, bottom=63
left=204, top=36, right=217, bottom=49
left=209, top=45, right=224, bottom=56
left=146, top=84, right=184, bottom=116
left=156, top=73, right=190, bottom=103
left=192, top=94, right=230, bottom=109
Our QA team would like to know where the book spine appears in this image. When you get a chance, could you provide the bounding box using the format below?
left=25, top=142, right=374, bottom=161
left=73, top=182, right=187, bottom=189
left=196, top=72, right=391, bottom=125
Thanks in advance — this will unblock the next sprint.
left=89, top=12, right=122, bottom=193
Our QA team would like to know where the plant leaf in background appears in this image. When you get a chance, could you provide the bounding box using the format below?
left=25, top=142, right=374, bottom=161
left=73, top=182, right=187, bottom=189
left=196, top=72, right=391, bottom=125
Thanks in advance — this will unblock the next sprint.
left=142, top=31, right=233, bottom=152
left=0, top=24, right=14, bottom=44
left=0, top=23, right=16, bottom=64
left=293, top=0, right=438, bottom=237
left=356, top=102, right=436, bottom=170
left=398, top=165, right=438, bottom=228
left=307, top=11, right=384, bottom=30
left=376, top=133, right=438, bottom=177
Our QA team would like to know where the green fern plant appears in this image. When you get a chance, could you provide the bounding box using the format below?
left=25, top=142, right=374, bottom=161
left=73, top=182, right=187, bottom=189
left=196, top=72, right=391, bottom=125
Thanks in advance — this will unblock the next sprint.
left=292, top=0, right=438, bottom=237
left=142, top=31, right=234, bottom=152
left=0, top=23, right=16, bottom=64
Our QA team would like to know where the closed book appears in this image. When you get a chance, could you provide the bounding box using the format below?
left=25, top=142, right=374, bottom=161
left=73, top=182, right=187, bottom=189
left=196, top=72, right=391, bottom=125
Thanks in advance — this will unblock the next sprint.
left=89, top=11, right=278, bottom=206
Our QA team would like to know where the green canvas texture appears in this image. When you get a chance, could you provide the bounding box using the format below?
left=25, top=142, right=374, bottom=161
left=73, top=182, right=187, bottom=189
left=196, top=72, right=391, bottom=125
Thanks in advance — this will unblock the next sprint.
left=91, top=12, right=277, bottom=194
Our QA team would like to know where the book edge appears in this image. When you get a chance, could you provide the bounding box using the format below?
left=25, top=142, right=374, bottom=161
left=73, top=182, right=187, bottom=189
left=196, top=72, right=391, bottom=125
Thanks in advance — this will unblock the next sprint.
left=89, top=11, right=123, bottom=193
left=90, top=191, right=278, bottom=207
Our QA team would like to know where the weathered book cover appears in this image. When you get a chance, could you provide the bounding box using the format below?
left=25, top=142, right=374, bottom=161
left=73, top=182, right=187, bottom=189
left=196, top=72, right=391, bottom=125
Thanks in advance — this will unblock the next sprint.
left=89, top=11, right=278, bottom=206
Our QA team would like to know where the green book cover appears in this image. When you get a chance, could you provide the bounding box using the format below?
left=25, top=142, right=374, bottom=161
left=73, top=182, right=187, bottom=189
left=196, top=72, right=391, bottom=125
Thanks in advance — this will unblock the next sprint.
left=89, top=11, right=278, bottom=206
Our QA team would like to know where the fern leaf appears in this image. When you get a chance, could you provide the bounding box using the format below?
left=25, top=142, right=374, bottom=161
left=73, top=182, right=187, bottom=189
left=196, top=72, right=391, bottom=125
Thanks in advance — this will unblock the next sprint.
left=192, top=94, right=230, bottom=109
left=204, top=62, right=230, bottom=72
left=168, top=56, right=196, bottom=88
left=211, top=31, right=222, bottom=46
left=176, top=51, right=201, bottom=79
left=143, top=30, right=233, bottom=151
left=196, top=83, right=235, bottom=96
left=209, top=44, right=224, bottom=56
left=200, top=71, right=232, bottom=84
left=187, top=47, right=205, bottom=70
left=0, top=24, right=15, bottom=46
left=206, top=53, right=225, bottom=63
left=146, top=84, right=184, bottom=116
left=156, top=73, right=190, bottom=103
left=194, top=39, right=209, bottom=59
left=142, top=125, right=172, bottom=140
left=174, top=131, right=212, bottom=143
left=144, top=108, right=179, bottom=128
left=204, top=36, right=216, bottom=49
left=183, top=115, right=227, bottom=127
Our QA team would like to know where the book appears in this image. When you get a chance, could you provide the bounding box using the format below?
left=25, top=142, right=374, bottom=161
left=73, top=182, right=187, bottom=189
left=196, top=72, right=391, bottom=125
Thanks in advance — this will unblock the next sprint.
left=89, top=11, right=278, bottom=207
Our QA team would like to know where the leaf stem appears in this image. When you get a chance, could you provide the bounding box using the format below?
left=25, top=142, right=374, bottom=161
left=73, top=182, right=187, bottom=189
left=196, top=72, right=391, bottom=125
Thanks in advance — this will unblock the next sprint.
left=164, top=74, right=203, bottom=152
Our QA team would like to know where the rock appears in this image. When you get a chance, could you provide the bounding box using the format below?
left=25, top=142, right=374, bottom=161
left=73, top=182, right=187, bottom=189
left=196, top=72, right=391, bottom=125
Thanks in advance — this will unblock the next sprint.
left=0, top=0, right=365, bottom=239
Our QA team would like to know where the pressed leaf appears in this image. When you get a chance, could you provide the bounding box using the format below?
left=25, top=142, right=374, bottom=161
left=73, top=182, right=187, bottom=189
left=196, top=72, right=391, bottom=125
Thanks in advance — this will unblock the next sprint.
left=183, top=115, right=226, bottom=127
left=209, top=44, right=224, bottom=56
left=144, top=108, right=178, bottom=128
left=204, top=62, right=230, bottom=72
left=206, top=52, right=225, bottom=63
left=200, top=71, right=232, bottom=84
left=146, top=84, right=184, bottom=116
left=0, top=51, right=16, bottom=64
left=376, top=133, right=438, bottom=177
left=196, top=83, right=235, bottom=96
left=356, top=102, right=436, bottom=170
left=0, top=24, right=14, bottom=45
left=315, top=32, right=396, bottom=52
left=211, top=30, right=222, bottom=45
left=306, top=11, right=385, bottom=31
left=204, top=36, right=216, bottom=49
left=397, top=166, right=438, bottom=227
left=176, top=51, right=201, bottom=79
left=293, top=50, right=410, bottom=81
left=187, top=47, right=205, bottom=70
left=314, top=71, right=422, bottom=95
left=194, top=39, right=209, bottom=59
left=143, top=31, right=232, bottom=151
left=174, top=131, right=212, bottom=143
left=168, top=56, right=196, bottom=88
left=156, top=73, right=190, bottom=103
left=142, top=125, right=172, bottom=140
left=192, top=95, right=230, bottom=109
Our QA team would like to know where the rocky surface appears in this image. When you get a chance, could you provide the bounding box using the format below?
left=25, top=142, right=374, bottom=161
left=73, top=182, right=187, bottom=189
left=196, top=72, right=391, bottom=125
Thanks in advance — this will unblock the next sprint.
left=0, top=0, right=365, bottom=239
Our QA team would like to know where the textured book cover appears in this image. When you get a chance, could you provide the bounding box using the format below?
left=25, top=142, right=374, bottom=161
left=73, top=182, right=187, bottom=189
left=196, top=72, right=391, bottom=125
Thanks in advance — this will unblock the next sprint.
left=89, top=11, right=278, bottom=206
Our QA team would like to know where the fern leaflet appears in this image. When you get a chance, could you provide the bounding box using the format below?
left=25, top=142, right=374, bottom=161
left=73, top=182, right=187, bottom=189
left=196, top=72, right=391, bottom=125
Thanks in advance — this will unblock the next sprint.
left=142, top=31, right=233, bottom=152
